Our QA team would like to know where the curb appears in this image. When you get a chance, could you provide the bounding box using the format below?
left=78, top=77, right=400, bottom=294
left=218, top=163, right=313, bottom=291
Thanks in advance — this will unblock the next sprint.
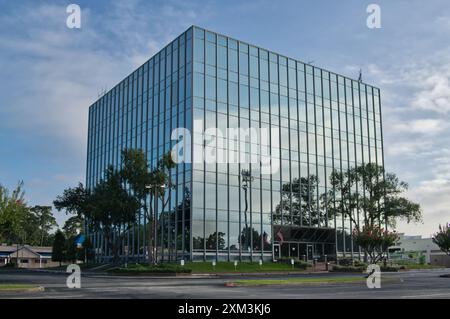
left=0, top=286, right=45, bottom=293
left=16, top=269, right=109, bottom=277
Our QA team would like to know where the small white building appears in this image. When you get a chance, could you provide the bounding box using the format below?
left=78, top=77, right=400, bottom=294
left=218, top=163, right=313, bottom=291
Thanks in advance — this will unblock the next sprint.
left=0, top=244, right=57, bottom=268
left=389, top=233, right=449, bottom=265
left=389, top=234, right=440, bottom=254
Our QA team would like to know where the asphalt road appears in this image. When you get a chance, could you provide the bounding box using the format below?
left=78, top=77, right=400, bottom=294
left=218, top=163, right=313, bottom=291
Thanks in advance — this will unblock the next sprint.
left=0, top=268, right=449, bottom=299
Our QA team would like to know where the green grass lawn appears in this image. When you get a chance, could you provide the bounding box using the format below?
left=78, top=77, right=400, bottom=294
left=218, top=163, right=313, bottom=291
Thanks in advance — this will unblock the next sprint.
left=228, top=276, right=365, bottom=286
left=0, top=284, right=39, bottom=291
left=185, top=262, right=307, bottom=273
left=42, top=263, right=115, bottom=271
left=109, top=261, right=308, bottom=274
left=401, top=263, right=441, bottom=270
left=109, top=263, right=191, bottom=274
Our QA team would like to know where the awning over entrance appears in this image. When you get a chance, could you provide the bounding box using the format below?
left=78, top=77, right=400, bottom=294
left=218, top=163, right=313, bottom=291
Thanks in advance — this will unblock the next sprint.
left=273, top=225, right=336, bottom=244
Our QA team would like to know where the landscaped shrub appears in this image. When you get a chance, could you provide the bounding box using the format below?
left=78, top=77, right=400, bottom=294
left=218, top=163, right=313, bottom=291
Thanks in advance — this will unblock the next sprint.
left=338, top=258, right=355, bottom=266
left=419, top=254, right=426, bottom=265
left=332, top=264, right=400, bottom=273
left=108, top=264, right=192, bottom=274
left=331, top=265, right=365, bottom=273
left=380, top=265, right=400, bottom=272
left=337, top=258, right=367, bottom=267
left=354, top=260, right=368, bottom=267
left=276, top=258, right=311, bottom=269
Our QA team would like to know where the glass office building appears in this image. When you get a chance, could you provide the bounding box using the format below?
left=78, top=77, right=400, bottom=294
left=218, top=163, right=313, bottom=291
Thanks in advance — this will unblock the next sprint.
left=86, top=26, right=384, bottom=263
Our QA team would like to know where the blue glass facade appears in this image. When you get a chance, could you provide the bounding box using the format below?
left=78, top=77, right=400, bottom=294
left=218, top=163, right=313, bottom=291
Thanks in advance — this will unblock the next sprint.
left=86, top=26, right=384, bottom=262
left=86, top=28, right=193, bottom=262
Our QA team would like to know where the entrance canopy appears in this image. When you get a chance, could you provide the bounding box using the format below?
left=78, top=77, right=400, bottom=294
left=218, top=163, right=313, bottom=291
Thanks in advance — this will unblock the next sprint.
left=273, top=225, right=336, bottom=244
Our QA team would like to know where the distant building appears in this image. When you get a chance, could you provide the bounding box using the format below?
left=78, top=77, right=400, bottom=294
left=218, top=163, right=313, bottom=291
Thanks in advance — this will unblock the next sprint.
left=389, top=233, right=440, bottom=255
left=389, top=233, right=450, bottom=266
left=0, top=245, right=59, bottom=268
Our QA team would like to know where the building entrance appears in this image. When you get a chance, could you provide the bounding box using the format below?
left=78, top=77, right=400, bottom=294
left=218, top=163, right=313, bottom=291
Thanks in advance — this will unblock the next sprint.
left=273, top=225, right=336, bottom=261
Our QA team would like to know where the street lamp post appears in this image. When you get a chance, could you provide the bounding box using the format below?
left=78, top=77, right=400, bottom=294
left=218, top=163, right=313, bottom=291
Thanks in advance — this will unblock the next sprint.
left=145, top=184, right=166, bottom=265
left=241, top=169, right=254, bottom=256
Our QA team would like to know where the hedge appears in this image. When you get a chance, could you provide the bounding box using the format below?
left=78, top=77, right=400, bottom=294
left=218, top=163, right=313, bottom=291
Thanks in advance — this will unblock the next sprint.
left=108, top=264, right=192, bottom=274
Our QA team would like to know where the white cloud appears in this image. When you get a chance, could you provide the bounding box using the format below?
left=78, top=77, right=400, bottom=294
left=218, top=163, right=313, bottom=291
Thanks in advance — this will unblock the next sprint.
left=390, top=119, right=447, bottom=135
left=398, top=177, right=450, bottom=237
left=385, top=140, right=432, bottom=157
left=412, top=72, right=450, bottom=114
left=0, top=1, right=208, bottom=226
left=436, top=16, right=450, bottom=31
left=0, top=1, right=206, bottom=149
left=363, top=43, right=450, bottom=237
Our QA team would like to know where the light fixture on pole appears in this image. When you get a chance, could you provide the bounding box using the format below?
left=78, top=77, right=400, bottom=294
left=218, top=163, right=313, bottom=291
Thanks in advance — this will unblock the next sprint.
left=241, top=169, right=254, bottom=256
left=145, top=183, right=166, bottom=264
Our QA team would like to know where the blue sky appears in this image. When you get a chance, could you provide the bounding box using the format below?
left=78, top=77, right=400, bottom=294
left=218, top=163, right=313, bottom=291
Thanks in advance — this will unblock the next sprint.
left=0, top=0, right=449, bottom=236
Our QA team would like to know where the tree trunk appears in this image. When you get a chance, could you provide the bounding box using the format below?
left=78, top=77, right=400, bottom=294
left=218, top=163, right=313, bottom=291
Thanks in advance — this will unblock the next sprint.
left=106, top=232, right=119, bottom=265
left=147, top=218, right=153, bottom=265
left=112, top=236, right=121, bottom=265
left=147, top=197, right=154, bottom=265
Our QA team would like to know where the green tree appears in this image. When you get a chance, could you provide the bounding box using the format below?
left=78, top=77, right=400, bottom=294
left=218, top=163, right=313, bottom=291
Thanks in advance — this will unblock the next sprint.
left=240, top=227, right=263, bottom=251
left=433, top=225, right=450, bottom=256
left=53, top=183, right=91, bottom=225
left=30, top=205, right=57, bottom=246
left=353, top=225, right=399, bottom=264
left=1, top=182, right=57, bottom=246
left=0, top=182, right=28, bottom=244
left=275, top=175, right=326, bottom=226
left=326, top=163, right=422, bottom=263
left=63, top=215, right=83, bottom=239
left=15, top=206, right=57, bottom=246
left=65, top=236, right=78, bottom=263
left=42, top=232, right=56, bottom=247
left=19, top=208, right=40, bottom=245
left=206, top=231, right=226, bottom=250
left=328, top=163, right=422, bottom=231
left=81, top=236, right=95, bottom=263
left=52, top=230, right=66, bottom=266
left=54, top=184, right=92, bottom=262
left=89, top=166, right=140, bottom=264
left=53, top=149, right=175, bottom=265
left=120, top=149, right=175, bottom=264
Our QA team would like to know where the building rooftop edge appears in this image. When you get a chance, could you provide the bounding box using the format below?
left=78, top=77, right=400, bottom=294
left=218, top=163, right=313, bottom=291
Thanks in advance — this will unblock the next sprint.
left=88, top=24, right=380, bottom=110
left=191, top=25, right=380, bottom=90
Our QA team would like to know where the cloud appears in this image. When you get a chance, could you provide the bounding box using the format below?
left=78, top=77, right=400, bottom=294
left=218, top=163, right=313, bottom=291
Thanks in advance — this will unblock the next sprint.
left=385, top=140, right=432, bottom=157
left=399, top=177, right=450, bottom=236
left=429, top=148, right=450, bottom=180
left=364, top=56, right=450, bottom=116
left=436, top=16, right=450, bottom=31
left=0, top=4, right=124, bottom=153
left=412, top=72, right=450, bottom=114
left=390, top=119, right=447, bottom=135
left=361, top=39, right=450, bottom=237
left=0, top=0, right=212, bottom=147
left=0, top=0, right=208, bottom=228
